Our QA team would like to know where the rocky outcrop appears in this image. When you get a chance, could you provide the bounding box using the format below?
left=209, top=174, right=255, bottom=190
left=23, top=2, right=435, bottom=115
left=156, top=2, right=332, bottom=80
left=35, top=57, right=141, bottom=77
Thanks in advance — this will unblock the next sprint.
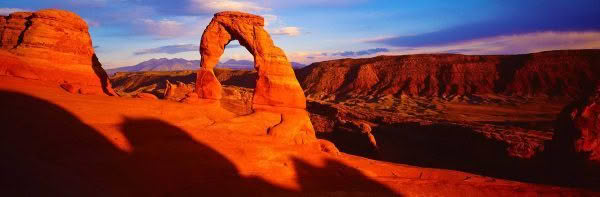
left=195, top=11, right=315, bottom=144
left=0, top=9, right=115, bottom=96
left=0, top=16, right=5, bottom=43
left=164, top=80, right=175, bottom=98
left=196, top=11, right=306, bottom=109
left=0, top=12, right=31, bottom=49
left=196, top=68, right=222, bottom=100
left=553, top=85, right=600, bottom=163
left=297, top=50, right=600, bottom=100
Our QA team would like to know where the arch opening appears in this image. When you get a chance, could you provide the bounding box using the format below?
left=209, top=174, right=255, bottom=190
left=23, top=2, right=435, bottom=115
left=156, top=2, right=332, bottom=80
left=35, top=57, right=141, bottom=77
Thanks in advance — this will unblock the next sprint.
left=215, top=40, right=257, bottom=115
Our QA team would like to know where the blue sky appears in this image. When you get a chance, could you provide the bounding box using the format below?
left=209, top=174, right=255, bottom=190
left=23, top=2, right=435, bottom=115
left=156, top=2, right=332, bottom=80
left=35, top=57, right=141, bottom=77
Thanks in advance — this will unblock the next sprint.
left=2, top=0, right=599, bottom=68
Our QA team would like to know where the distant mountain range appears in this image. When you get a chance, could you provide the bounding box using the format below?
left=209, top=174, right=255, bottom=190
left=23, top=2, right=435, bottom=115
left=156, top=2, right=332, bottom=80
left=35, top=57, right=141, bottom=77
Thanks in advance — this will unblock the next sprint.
left=106, top=58, right=306, bottom=75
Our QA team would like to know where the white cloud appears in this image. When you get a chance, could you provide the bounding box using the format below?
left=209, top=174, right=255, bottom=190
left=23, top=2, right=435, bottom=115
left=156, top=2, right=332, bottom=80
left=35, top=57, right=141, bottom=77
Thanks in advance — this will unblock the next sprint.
left=260, top=14, right=302, bottom=37
left=0, top=8, right=31, bottom=15
left=353, top=35, right=399, bottom=43
left=271, top=26, right=301, bottom=36
left=255, top=0, right=365, bottom=8
left=133, top=44, right=197, bottom=55
left=380, top=31, right=600, bottom=55
left=289, top=31, right=600, bottom=64
left=68, top=0, right=113, bottom=7
left=261, top=14, right=277, bottom=27
left=287, top=51, right=332, bottom=64
left=134, top=16, right=210, bottom=38
left=189, top=0, right=269, bottom=13
left=137, top=19, right=185, bottom=38
left=229, top=52, right=253, bottom=61
left=84, top=18, right=101, bottom=27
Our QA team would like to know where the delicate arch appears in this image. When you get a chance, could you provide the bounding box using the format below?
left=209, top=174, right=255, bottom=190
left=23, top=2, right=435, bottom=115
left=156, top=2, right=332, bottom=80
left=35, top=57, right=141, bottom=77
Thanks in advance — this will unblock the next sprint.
left=196, top=11, right=306, bottom=109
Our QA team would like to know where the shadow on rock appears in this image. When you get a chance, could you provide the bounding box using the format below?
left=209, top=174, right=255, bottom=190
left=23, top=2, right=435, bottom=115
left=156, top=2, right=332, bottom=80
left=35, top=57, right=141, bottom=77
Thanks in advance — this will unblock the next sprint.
left=0, top=90, right=398, bottom=196
left=321, top=121, right=599, bottom=189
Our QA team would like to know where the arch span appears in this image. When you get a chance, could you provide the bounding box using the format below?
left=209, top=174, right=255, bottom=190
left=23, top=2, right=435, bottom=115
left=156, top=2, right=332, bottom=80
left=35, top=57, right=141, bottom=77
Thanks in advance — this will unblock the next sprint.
left=196, top=11, right=306, bottom=109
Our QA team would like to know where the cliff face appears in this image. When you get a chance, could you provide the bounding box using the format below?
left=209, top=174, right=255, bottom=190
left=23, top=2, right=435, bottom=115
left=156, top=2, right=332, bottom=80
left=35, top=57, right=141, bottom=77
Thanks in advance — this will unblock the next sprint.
left=297, top=50, right=600, bottom=100
left=552, top=84, right=600, bottom=164
left=0, top=9, right=114, bottom=95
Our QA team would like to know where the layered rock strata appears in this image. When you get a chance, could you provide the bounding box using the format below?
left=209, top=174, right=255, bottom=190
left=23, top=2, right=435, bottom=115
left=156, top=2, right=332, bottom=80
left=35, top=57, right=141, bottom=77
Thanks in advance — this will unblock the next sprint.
left=297, top=50, right=600, bottom=100
left=195, top=11, right=316, bottom=144
left=196, top=11, right=306, bottom=109
left=554, top=85, right=600, bottom=163
left=0, top=9, right=114, bottom=95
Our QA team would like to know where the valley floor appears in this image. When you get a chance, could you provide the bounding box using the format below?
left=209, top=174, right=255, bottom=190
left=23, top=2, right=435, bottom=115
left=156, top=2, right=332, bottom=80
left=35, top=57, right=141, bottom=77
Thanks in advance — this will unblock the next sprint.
left=1, top=76, right=596, bottom=196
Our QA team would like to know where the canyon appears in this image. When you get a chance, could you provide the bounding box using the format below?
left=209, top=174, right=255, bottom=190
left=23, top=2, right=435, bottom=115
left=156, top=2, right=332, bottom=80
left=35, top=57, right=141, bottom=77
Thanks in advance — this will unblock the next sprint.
left=1, top=9, right=599, bottom=196
left=111, top=49, right=600, bottom=189
left=112, top=50, right=600, bottom=185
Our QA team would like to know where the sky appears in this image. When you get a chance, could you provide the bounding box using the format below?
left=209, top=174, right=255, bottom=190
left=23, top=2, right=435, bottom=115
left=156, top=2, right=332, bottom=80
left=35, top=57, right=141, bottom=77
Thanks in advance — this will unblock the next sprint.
left=1, top=0, right=599, bottom=68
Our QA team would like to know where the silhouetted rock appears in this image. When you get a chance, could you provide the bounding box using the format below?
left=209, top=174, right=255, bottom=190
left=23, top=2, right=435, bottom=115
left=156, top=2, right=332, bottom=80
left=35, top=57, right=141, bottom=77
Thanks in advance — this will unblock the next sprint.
left=554, top=85, right=600, bottom=163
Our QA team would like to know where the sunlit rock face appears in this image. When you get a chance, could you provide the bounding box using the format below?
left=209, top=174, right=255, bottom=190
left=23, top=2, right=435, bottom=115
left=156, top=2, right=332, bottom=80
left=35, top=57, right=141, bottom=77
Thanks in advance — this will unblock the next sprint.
left=297, top=50, right=600, bottom=100
left=0, top=9, right=115, bottom=96
left=195, top=11, right=316, bottom=144
left=196, top=11, right=306, bottom=109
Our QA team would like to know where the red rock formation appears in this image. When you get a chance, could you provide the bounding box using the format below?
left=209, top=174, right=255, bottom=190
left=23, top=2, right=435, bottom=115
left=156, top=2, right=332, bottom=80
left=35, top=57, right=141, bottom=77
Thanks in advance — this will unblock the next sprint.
left=0, top=12, right=31, bottom=49
left=554, top=85, right=600, bottom=163
left=0, top=14, right=8, bottom=45
left=195, top=11, right=316, bottom=145
left=181, top=92, right=200, bottom=104
left=297, top=50, right=600, bottom=99
left=317, top=139, right=340, bottom=155
left=196, top=11, right=306, bottom=109
left=164, top=80, right=176, bottom=99
left=0, top=9, right=115, bottom=96
left=196, top=68, right=222, bottom=100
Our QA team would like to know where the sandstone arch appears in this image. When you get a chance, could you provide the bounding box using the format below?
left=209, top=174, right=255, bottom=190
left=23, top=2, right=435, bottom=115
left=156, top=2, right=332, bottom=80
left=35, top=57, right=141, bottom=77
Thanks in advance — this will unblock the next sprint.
left=195, top=11, right=320, bottom=145
left=196, top=11, right=306, bottom=109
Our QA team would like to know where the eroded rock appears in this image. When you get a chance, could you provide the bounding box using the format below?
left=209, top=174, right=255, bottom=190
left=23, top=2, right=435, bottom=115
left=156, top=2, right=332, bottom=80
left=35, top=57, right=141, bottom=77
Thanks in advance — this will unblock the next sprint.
left=196, top=67, right=222, bottom=100
left=266, top=108, right=317, bottom=145
left=0, top=9, right=115, bottom=96
left=195, top=11, right=316, bottom=145
left=554, top=85, right=600, bottom=163
left=197, top=11, right=306, bottom=109
left=181, top=92, right=200, bottom=104
left=60, top=83, right=80, bottom=94
left=297, top=50, right=600, bottom=100
left=164, top=80, right=176, bottom=99
left=318, top=139, right=341, bottom=155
